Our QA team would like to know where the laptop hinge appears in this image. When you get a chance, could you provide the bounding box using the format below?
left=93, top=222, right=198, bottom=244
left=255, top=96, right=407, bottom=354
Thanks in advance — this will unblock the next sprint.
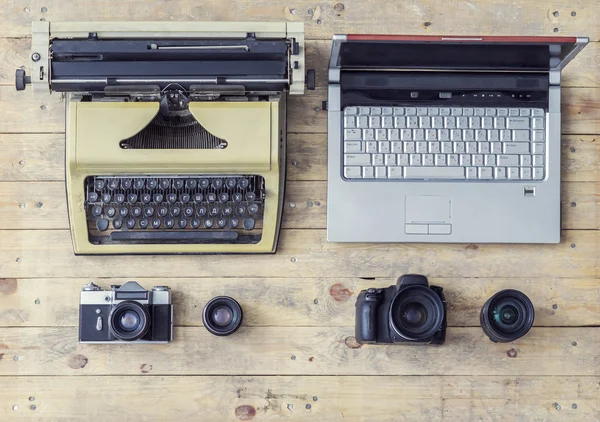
left=549, top=70, right=561, bottom=86
left=329, top=68, right=340, bottom=84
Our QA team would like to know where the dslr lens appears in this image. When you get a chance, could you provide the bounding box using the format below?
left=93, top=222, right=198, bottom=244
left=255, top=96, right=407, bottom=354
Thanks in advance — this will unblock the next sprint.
left=202, top=296, right=243, bottom=336
left=109, top=302, right=150, bottom=341
left=389, top=286, right=444, bottom=341
left=480, top=289, right=534, bottom=343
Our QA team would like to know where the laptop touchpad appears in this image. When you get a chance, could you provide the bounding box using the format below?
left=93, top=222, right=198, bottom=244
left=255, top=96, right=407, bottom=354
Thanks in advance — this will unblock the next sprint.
left=405, top=196, right=452, bottom=235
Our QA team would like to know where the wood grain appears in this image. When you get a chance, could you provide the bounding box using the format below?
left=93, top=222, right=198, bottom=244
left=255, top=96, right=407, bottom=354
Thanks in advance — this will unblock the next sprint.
left=1, top=277, right=598, bottom=328
left=0, top=181, right=597, bottom=230
left=0, top=229, right=597, bottom=279
left=1, top=0, right=600, bottom=39
left=0, top=326, right=597, bottom=376
left=1, top=86, right=599, bottom=134
left=2, top=376, right=599, bottom=421
left=0, top=134, right=598, bottom=183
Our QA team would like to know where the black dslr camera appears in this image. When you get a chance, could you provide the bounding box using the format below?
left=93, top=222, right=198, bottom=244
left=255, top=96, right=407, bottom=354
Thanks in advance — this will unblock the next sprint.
left=355, top=274, right=446, bottom=345
left=79, top=281, right=173, bottom=344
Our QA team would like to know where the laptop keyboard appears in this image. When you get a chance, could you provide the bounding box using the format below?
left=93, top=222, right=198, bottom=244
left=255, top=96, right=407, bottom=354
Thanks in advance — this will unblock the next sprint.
left=343, top=106, right=546, bottom=180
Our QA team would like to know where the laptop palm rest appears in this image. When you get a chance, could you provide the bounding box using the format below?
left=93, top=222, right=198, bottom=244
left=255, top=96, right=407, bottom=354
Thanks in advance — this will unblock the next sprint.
left=405, top=196, right=452, bottom=235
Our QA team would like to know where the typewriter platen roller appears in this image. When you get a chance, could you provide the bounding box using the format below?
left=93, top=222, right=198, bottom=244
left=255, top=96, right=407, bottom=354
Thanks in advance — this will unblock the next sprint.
left=17, top=21, right=314, bottom=254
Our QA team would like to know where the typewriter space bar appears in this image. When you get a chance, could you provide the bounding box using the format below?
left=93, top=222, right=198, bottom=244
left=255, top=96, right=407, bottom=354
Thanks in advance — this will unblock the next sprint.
left=110, top=231, right=239, bottom=242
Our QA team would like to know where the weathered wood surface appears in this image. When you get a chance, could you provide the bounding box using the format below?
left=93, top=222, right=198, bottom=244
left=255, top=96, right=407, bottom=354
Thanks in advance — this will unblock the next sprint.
left=0, top=327, right=597, bottom=376
left=1, top=277, right=599, bottom=327
left=3, top=376, right=599, bottom=421
left=1, top=1, right=599, bottom=421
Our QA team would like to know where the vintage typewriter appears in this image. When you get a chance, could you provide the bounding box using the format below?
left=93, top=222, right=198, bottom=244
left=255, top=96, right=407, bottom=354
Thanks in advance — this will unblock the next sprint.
left=16, top=21, right=314, bottom=254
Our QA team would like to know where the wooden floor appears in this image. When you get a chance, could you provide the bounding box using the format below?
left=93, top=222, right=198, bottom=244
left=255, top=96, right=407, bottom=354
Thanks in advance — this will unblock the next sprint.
left=1, top=1, right=599, bottom=421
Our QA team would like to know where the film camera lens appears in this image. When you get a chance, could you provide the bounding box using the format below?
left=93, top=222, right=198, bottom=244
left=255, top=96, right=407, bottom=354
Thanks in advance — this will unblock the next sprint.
left=480, top=289, right=534, bottom=343
left=389, top=286, right=445, bottom=341
left=202, top=296, right=243, bottom=336
left=109, top=301, right=150, bottom=341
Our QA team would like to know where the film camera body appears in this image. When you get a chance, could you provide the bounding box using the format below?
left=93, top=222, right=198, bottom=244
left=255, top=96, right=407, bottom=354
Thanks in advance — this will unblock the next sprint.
left=79, top=281, right=173, bottom=343
left=356, top=274, right=447, bottom=345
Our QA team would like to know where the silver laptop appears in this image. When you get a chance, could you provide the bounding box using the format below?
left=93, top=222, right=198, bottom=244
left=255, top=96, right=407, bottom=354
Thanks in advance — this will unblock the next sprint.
left=327, top=34, right=588, bottom=243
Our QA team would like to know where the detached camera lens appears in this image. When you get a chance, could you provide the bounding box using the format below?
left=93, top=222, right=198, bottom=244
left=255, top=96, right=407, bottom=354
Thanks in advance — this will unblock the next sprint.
left=390, top=286, right=444, bottom=341
left=480, top=289, right=534, bottom=343
left=109, top=302, right=150, bottom=341
left=202, top=296, right=243, bottom=336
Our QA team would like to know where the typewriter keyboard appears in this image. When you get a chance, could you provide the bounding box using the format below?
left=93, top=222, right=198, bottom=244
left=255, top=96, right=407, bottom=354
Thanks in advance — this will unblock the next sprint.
left=85, top=175, right=265, bottom=244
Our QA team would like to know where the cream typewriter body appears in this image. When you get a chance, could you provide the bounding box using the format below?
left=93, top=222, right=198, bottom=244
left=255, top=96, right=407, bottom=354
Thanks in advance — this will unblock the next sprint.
left=18, top=21, right=312, bottom=254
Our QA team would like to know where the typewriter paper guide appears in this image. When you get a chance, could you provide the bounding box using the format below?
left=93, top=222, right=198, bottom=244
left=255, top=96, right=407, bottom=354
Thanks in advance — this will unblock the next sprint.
left=75, top=101, right=272, bottom=171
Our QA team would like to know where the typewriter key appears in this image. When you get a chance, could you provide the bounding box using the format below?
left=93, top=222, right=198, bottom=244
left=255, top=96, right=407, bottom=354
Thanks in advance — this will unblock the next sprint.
left=151, top=219, right=161, bottom=229
left=113, top=219, right=123, bottom=229
left=229, top=217, right=239, bottom=228
left=173, top=179, right=184, bottom=189
left=167, top=193, right=177, bottom=204
left=105, top=207, right=116, bottom=218
left=121, top=178, right=132, bottom=190
left=193, top=193, right=203, bottom=202
left=153, top=193, right=164, bottom=203
left=196, top=206, right=207, bottom=217
left=94, top=179, right=106, bottom=190
left=127, top=193, right=138, bottom=203
left=186, top=179, right=197, bottom=189
left=180, top=193, right=190, bottom=204
left=206, top=193, right=217, bottom=203
left=164, top=218, right=175, bottom=229
left=217, top=218, right=226, bottom=228
left=199, top=178, right=209, bottom=189
left=238, top=178, right=249, bottom=189
left=170, top=206, right=181, bottom=217
left=96, top=218, right=109, bottom=232
left=159, top=179, right=170, bottom=189
left=91, top=205, right=103, bottom=217
left=219, top=192, right=229, bottom=202
left=191, top=218, right=201, bottom=229
left=126, top=219, right=136, bottom=229
left=209, top=205, right=220, bottom=216
left=133, top=179, right=144, bottom=190
left=147, top=179, right=158, bottom=189
left=143, top=206, right=154, bottom=217
left=102, top=193, right=112, bottom=203
left=131, top=206, right=142, bottom=218
left=115, top=193, right=125, bottom=204
left=232, top=193, right=243, bottom=203
left=139, top=219, right=149, bottom=229
left=243, top=218, right=255, bottom=231
left=183, top=206, right=194, bottom=217
left=108, top=179, right=119, bottom=190
left=87, top=192, right=98, bottom=202
left=248, top=204, right=259, bottom=215
left=212, top=179, right=223, bottom=189
left=204, top=218, right=214, bottom=228
left=157, top=206, right=168, bottom=218
left=118, top=207, right=129, bottom=218
left=141, top=193, right=151, bottom=204
left=222, top=205, right=233, bottom=216
left=236, top=205, right=246, bottom=216
left=225, top=178, right=236, bottom=189
left=245, top=192, right=256, bottom=201
left=178, top=219, right=187, bottom=229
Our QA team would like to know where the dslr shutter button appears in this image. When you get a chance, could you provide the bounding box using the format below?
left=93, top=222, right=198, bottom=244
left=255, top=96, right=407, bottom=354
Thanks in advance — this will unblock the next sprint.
left=82, top=282, right=101, bottom=291
left=367, top=288, right=376, bottom=293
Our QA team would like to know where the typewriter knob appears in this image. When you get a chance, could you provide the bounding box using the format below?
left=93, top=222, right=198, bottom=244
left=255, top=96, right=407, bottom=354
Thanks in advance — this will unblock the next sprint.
left=305, top=69, right=316, bottom=91
left=15, top=68, right=31, bottom=91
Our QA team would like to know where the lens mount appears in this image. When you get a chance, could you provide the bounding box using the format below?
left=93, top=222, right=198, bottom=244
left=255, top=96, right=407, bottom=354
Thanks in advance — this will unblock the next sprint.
left=202, top=296, right=243, bottom=336
left=480, top=289, right=535, bottom=343
left=109, top=301, right=150, bottom=341
left=389, top=285, right=444, bottom=341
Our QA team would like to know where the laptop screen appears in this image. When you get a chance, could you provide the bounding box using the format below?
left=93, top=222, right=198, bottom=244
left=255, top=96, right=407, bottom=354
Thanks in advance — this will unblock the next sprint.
left=336, top=36, right=584, bottom=71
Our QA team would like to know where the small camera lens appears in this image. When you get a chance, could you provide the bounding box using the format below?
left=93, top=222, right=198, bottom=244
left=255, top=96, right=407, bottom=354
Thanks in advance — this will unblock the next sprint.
left=401, top=303, right=428, bottom=328
left=119, top=310, right=140, bottom=332
left=212, top=306, right=233, bottom=327
left=480, top=290, right=534, bottom=343
left=202, top=296, right=243, bottom=336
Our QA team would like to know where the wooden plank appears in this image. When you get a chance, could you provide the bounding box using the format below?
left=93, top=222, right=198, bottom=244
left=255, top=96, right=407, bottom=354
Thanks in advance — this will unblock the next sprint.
left=2, top=0, right=600, bottom=39
left=0, top=229, right=597, bottom=279
left=4, top=37, right=600, bottom=88
left=0, top=134, right=598, bottom=183
left=0, top=326, right=598, bottom=376
left=1, top=277, right=599, bottom=328
left=0, top=181, right=597, bottom=230
left=2, top=376, right=599, bottom=421
left=2, top=86, right=600, bottom=134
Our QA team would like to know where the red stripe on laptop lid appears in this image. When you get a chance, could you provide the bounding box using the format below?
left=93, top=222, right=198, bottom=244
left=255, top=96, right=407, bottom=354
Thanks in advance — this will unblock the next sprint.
left=346, top=34, right=578, bottom=43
